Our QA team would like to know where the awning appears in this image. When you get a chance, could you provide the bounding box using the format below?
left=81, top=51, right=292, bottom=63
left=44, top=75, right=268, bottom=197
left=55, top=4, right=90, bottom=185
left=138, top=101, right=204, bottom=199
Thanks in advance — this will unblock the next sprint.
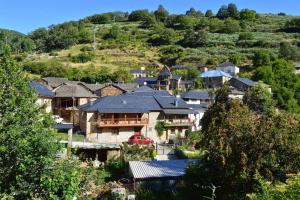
left=162, top=109, right=196, bottom=115
left=129, top=159, right=197, bottom=181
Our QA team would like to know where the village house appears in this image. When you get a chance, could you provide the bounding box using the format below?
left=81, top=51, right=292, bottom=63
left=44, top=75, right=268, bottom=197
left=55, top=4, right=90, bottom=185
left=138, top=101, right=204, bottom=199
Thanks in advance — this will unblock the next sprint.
left=135, top=66, right=194, bottom=91
left=216, top=62, right=240, bottom=76
left=29, top=81, right=55, bottom=113
left=79, top=86, right=194, bottom=144
left=129, top=68, right=149, bottom=78
left=52, top=83, right=98, bottom=124
left=201, top=69, right=232, bottom=88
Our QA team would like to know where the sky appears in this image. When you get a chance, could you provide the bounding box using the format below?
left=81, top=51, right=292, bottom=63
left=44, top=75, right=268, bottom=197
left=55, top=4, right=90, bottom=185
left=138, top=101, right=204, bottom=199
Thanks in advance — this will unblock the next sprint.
left=0, top=0, right=299, bottom=34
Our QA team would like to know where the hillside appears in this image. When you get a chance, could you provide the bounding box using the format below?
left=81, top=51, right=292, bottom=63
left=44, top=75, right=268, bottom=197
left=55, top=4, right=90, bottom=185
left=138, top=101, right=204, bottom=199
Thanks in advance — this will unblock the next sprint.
left=1, top=5, right=299, bottom=81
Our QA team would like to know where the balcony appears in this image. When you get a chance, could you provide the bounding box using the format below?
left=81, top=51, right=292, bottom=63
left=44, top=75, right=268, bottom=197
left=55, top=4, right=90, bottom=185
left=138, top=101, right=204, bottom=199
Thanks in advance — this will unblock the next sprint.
left=163, top=119, right=193, bottom=127
left=96, top=117, right=149, bottom=127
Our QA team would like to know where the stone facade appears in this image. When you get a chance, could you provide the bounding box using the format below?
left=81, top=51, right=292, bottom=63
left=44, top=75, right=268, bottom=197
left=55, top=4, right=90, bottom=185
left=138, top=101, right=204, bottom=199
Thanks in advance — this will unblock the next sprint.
left=96, top=85, right=125, bottom=97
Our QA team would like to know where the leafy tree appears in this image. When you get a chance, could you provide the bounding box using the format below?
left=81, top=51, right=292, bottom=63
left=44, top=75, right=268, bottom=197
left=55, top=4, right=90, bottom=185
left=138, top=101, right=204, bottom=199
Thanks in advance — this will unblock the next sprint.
left=103, top=25, right=122, bottom=40
left=0, top=48, right=61, bottom=198
left=154, top=5, right=169, bottom=22
left=205, top=9, right=214, bottom=17
left=284, top=18, right=300, bottom=32
left=186, top=8, right=203, bottom=17
left=229, top=54, right=241, bottom=65
left=253, top=49, right=271, bottom=67
left=180, top=29, right=208, bottom=48
left=227, top=3, right=239, bottom=19
left=155, top=121, right=165, bottom=137
left=279, top=42, right=300, bottom=61
left=243, top=83, right=275, bottom=113
left=186, top=84, right=300, bottom=199
left=216, top=5, right=229, bottom=19
left=170, top=14, right=194, bottom=29
left=113, top=68, right=133, bottom=83
left=159, top=45, right=187, bottom=66
left=128, top=9, right=151, bottom=21
left=28, top=28, right=49, bottom=51
left=240, top=9, right=257, bottom=21
left=221, top=19, right=241, bottom=33
left=148, top=27, right=176, bottom=46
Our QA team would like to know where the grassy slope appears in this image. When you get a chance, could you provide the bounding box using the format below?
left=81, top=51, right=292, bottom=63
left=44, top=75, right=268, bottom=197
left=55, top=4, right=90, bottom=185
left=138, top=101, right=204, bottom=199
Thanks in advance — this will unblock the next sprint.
left=23, top=14, right=298, bottom=75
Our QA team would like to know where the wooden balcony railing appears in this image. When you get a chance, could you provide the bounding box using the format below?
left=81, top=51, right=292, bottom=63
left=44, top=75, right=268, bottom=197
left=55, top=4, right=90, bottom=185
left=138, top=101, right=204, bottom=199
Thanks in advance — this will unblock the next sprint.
left=97, top=118, right=148, bottom=127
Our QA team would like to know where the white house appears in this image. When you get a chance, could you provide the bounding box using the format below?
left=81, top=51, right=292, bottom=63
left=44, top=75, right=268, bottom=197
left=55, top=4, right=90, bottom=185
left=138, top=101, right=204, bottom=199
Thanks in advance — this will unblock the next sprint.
left=216, top=62, right=240, bottom=76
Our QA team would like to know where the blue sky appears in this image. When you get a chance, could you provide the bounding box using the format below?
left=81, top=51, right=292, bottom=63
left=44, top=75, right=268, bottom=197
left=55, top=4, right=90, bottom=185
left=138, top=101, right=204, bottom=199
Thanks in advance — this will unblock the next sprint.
left=1, top=0, right=299, bottom=34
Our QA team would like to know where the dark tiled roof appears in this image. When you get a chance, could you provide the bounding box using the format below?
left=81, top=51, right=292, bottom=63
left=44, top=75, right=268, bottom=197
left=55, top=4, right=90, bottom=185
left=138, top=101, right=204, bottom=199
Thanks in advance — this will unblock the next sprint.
left=162, top=109, right=196, bottom=114
left=54, top=83, right=97, bottom=98
left=29, top=81, right=55, bottom=97
left=171, top=65, right=186, bottom=70
left=159, top=66, right=171, bottom=77
left=134, top=77, right=158, bottom=85
left=154, top=96, right=190, bottom=109
left=41, top=77, right=80, bottom=88
left=133, top=86, right=154, bottom=92
left=113, top=83, right=139, bottom=92
left=181, top=91, right=214, bottom=100
left=80, top=95, right=161, bottom=113
left=129, top=69, right=149, bottom=74
left=79, top=83, right=105, bottom=92
left=232, top=77, right=255, bottom=86
left=217, top=62, right=236, bottom=68
left=128, top=87, right=171, bottom=96
left=201, top=70, right=232, bottom=78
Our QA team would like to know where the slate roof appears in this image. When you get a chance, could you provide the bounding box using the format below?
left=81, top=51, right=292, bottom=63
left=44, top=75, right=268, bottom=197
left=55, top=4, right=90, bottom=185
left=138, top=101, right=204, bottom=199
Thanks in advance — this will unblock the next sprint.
left=129, top=159, right=197, bottom=180
left=181, top=91, right=214, bottom=100
left=41, top=77, right=80, bottom=88
left=134, top=77, right=158, bottom=85
left=217, top=62, right=236, bottom=68
left=154, top=96, right=190, bottom=109
left=29, top=81, right=55, bottom=97
left=54, top=83, right=97, bottom=98
left=201, top=70, right=232, bottom=78
left=133, top=86, right=154, bottom=92
left=232, top=77, right=256, bottom=86
left=80, top=95, right=161, bottom=113
left=159, top=66, right=171, bottom=77
left=129, top=69, right=149, bottom=74
left=171, top=65, right=186, bottom=70
left=79, top=83, right=105, bottom=92
left=113, top=83, right=139, bottom=92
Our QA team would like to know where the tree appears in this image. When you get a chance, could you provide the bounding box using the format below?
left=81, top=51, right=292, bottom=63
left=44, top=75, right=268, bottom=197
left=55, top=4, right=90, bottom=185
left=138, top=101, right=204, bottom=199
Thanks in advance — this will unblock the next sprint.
left=284, top=18, right=300, bottom=32
left=180, top=29, right=208, bottom=48
left=243, top=83, right=275, bottom=113
left=222, top=19, right=241, bottom=33
left=240, top=9, right=257, bottom=21
left=154, top=5, right=169, bottom=22
left=0, top=48, right=58, bottom=198
left=186, top=84, right=300, bottom=199
left=205, top=10, right=214, bottom=17
left=171, top=15, right=194, bottom=29
left=186, top=8, right=203, bottom=17
left=216, top=5, right=229, bottom=19
left=103, top=25, right=122, bottom=40
left=238, top=32, right=254, bottom=40
left=227, top=3, right=239, bottom=19
left=148, top=27, right=176, bottom=46
left=128, top=9, right=151, bottom=21
left=279, top=42, right=300, bottom=61
left=113, top=68, right=133, bottom=83
left=253, top=50, right=271, bottom=67
left=229, top=54, right=241, bottom=65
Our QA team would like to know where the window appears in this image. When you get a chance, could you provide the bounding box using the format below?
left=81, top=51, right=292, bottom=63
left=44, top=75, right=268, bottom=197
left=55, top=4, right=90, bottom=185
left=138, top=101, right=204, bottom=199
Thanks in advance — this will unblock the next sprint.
left=112, top=128, right=119, bottom=135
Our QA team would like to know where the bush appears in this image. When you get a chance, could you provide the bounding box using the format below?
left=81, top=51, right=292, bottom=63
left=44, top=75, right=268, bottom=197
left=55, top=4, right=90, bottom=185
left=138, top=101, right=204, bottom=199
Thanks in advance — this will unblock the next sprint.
left=70, top=52, right=95, bottom=63
left=155, top=121, right=165, bottom=137
left=238, top=32, right=254, bottom=40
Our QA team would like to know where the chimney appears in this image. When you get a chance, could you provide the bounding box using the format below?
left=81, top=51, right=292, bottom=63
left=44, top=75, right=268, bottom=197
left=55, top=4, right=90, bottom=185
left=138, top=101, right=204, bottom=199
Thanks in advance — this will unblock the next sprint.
left=144, top=82, right=147, bottom=86
left=175, top=95, right=180, bottom=107
left=141, top=67, right=145, bottom=71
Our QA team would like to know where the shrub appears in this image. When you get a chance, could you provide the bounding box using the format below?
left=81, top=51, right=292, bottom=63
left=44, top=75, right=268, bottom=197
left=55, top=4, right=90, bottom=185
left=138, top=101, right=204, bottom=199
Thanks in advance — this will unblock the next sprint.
left=155, top=121, right=165, bottom=137
left=70, top=52, right=95, bottom=63
left=238, top=32, right=254, bottom=40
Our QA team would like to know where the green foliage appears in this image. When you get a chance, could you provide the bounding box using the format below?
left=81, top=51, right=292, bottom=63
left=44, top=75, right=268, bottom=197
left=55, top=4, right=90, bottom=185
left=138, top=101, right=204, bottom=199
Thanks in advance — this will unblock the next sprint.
left=0, top=48, right=60, bottom=198
left=240, top=9, right=257, bottom=21
left=155, top=121, right=165, bottom=137
left=205, top=10, right=214, bottom=17
left=148, top=27, right=176, bottom=46
left=187, top=84, right=300, bottom=199
left=279, top=42, right=300, bottom=61
left=186, top=8, right=203, bottom=17
left=284, top=17, right=300, bottom=32
left=238, top=32, right=254, bottom=40
left=248, top=174, right=300, bottom=200
left=86, top=12, right=128, bottom=24
left=227, top=3, right=239, bottom=19
left=217, top=5, right=229, bottom=19
left=70, top=52, right=95, bottom=63
left=112, top=68, right=133, bottom=83
left=105, top=157, right=125, bottom=180
left=254, top=59, right=300, bottom=112
left=128, top=9, right=151, bottom=21
left=154, top=5, right=169, bottom=22
left=160, top=45, right=187, bottom=66
left=221, top=19, right=241, bottom=33
left=243, top=83, right=275, bottom=113
left=229, top=54, right=241, bottom=65
left=180, top=29, right=208, bottom=47
left=122, top=143, right=154, bottom=161
left=253, top=49, right=271, bottom=67
left=41, top=159, right=81, bottom=199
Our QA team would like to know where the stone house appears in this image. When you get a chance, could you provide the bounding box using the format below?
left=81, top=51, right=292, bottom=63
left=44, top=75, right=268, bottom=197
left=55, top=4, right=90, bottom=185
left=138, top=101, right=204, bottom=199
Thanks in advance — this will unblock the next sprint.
left=29, top=81, right=55, bottom=113
left=216, top=62, right=240, bottom=76
left=201, top=70, right=232, bottom=89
